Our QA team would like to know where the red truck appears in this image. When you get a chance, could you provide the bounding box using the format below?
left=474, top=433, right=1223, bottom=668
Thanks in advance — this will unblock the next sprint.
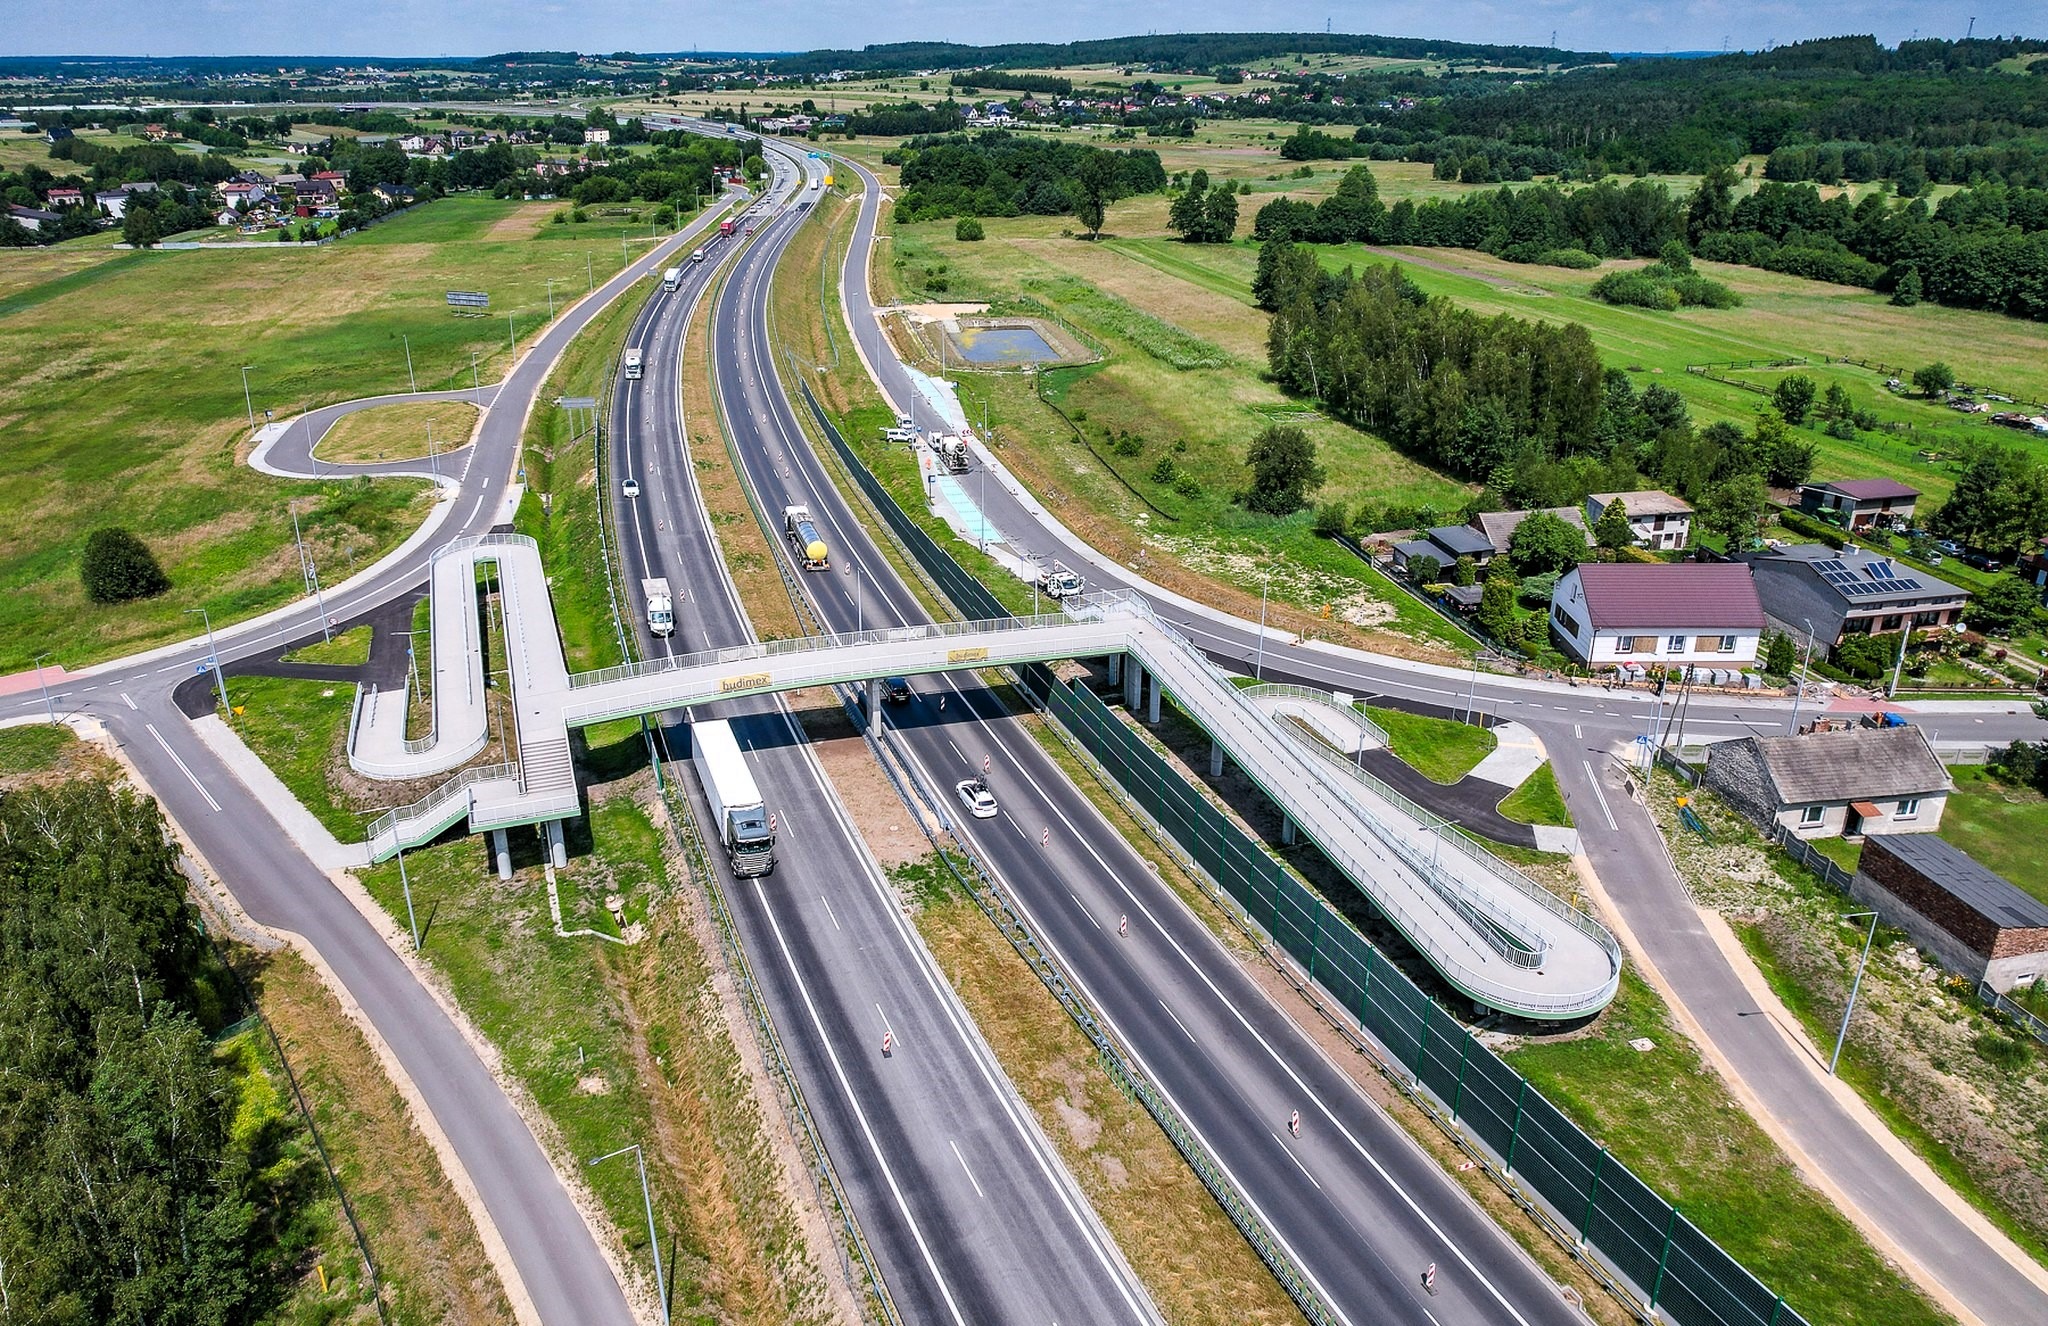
left=719, top=218, right=736, bottom=238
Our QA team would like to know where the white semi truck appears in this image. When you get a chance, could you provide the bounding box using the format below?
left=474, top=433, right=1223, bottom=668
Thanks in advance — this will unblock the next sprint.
left=662, top=266, right=683, bottom=291
left=641, top=577, right=674, bottom=636
left=694, top=718, right=775, bottom=877
left=624, top=347, right=643, bottom=380
left=783, top=504, right=829, bottom=570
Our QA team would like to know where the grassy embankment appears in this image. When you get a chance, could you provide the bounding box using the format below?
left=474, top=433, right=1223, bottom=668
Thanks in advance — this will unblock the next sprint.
left=0, top=194, right=689, bottom=673
left=1497, top=762, right=1573, bottom=827
left=282, top=624, right=372, bottom=666
left=1364, top=704, right=1496, bottom=782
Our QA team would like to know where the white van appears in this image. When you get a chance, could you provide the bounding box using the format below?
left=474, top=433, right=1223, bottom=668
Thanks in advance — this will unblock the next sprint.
left=661, top=266, right=682, bottom=291
left=690, top=247, right=707, bottom=264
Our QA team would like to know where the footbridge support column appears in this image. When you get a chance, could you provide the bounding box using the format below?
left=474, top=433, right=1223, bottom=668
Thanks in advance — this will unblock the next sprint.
left=1106, top=654, right=1122, bottom=688
left=1147, top=672, right=1162, bottom=726
left=865, top=677, right=882, bottom=728
left=1209, top=743, right=1225, bottom=778
left=545, top=820, right=567, bottom=870
left=1124, top=658, right=1143, bottom=712
left=491, top=829, right=513, bottom=881
left=1280, top=815, right=1298, bottom=847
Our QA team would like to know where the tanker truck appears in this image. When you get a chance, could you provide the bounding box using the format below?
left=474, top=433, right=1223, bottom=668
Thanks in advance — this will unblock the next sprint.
left=783, top=504, right=829, bottom=570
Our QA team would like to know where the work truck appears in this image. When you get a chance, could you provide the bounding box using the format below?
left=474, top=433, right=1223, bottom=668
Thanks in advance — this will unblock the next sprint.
left=936, top=435, right=970, bottom=473
left=784, top=504, right=829, bottom=570
left=694, top=719, right=775, bottom=876
left=642, top=578, right=674, bottom=636
left=1038, top=562, right=1084, bottom=600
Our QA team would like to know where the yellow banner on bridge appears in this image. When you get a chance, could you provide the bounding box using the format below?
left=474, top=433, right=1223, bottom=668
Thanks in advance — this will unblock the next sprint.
left=720, top=672, right=772, bottom=693
left=946, top=647, right=989, bottom=663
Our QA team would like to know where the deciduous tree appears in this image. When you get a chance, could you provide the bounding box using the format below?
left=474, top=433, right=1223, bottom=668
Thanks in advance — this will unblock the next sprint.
left=1241, top=424, right=1325, bottom=515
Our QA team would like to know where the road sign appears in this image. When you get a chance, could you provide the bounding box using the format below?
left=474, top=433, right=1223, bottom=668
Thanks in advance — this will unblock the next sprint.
left=558, top=395, right=597, bottom=410
left=445, top=290, right=490, bottom=309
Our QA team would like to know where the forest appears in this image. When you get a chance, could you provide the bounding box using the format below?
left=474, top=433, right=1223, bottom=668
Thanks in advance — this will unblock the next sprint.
left=885, top=132, right=1167, bottom=222
left=0, top=783, right=312, bottom=1324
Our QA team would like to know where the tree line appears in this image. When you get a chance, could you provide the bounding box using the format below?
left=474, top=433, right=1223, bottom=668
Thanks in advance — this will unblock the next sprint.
left=0, top=782, right=313, bottom=1323
left=886, top=131, right=1166, bottom=225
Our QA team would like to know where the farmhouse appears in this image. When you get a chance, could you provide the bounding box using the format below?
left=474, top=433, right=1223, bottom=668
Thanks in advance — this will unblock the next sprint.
left=1703, top=725, right=1950, bottom=841
left=1548, top=563, right=1763, bottom=669
left=1851, top=834, right=2048, bottom=993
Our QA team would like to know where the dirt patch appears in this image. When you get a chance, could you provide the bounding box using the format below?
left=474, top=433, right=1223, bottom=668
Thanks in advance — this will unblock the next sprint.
left=795, top=694, right=931, bottom=868
left=483, top=206, right=551, bottom=241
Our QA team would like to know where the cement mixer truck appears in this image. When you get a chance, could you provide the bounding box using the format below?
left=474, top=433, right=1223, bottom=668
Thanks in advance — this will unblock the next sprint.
left=783, top=504, right=829, bottom=570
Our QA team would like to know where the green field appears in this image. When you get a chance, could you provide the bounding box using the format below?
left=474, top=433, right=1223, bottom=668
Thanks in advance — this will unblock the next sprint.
left=0, top=194, right=697, bottom=673
left=1939, top=764, right=2048, bottom=907
left=1365, top=705, right=1496, bottom=783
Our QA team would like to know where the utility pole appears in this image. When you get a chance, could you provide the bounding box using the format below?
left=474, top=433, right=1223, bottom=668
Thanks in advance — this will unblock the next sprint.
left=289, top=499, right=331, bottom=642
left=508, top=310, right=516, bottom=355
left=589, top=1145, right=668, bottom=1324
left=587, top=251, right=595, bottom=292
left=239, top=365, right=256, bottom=431
left=1787, top=618, right=1818, bottom=735
left=471, top=353, right=481, bottom=407
left=184, top=607, right=230, bottom=713
left=427, top=421, right=439, bottom=483
left=1887, top=622, right=1913, bottom=699
left=402, top=335, right=417, bottom=392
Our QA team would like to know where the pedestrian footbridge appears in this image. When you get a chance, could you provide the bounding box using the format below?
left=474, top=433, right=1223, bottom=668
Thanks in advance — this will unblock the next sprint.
left=352, top=535, right=1620, bottom=1018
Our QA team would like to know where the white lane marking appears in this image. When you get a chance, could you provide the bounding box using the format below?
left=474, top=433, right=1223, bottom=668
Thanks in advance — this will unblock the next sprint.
left=1272, top=1131, right=1325, bottom=1190
left=464, top=491, right=488, bottom=525
left=821, top=895, right=841, bottom=931
left=949, top=1139, right=987, bottom=1200
left=750, top=879, right=970, bottom=1326
left=1159, top=999, right=1198, bottom=1045
left=121, top=692, right=136, bottom=709
left=147, top=723, right=220, bottom=812
left=1581, top=759, right=1618, bottom=831
left=946, top=736, right=965, bottom=762
left=1069, top=892, right=1101, bottom=928
left=874, top=1002, right=896, bottom=1041
left=1574, top=724, right=1582, bottom=739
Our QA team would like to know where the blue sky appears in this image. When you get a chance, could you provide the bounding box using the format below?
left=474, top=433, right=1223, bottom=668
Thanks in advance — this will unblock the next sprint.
left=9, top=2, right=2038, bottom=59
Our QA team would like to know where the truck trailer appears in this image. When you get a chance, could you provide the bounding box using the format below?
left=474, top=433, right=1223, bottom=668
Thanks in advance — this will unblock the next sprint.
left=642, top=577, right=674, bottom=636
left=783, top=504, right=829, bottom=570
left=694, top=719, right=775, bottom=876
left=662, top=266, right=682, bottom=291
left=719, top=218, right=736, bottom=237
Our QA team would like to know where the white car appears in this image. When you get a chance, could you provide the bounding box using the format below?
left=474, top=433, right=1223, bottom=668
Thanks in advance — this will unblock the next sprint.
left=621, top=478, right=640, bottom=498
left=955, top=778, right=998, bottom=820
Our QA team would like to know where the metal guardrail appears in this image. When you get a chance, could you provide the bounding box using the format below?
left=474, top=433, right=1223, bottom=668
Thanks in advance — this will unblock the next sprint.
left=1980, top=981, right=2048, bottom=1047
left=364, top=761, right=519, bottom=854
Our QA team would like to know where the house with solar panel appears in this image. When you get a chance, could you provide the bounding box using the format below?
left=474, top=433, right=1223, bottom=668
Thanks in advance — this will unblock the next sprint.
left=1738, top=544, right=1970, bottom=648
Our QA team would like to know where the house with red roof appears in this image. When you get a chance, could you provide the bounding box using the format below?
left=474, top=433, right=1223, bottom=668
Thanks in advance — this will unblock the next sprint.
left=1798, top=478, right=1920, bottom=532
left=1549, top=562, right=1765, bottom=670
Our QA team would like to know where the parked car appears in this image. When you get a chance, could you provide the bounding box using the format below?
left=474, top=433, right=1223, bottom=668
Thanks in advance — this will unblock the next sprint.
left=1935, top=539, right=1964, bottom=556
left=955, top=778, right=998, bottom=819
left=622, top=478, right=641, bottom=498
left=1962, top=551, right=2004, bottom=571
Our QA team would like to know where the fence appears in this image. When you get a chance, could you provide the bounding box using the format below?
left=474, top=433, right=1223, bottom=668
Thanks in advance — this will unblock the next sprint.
left=1979, top=981, right=2048, bottom=1048
left=806, top=388, right=1821, bottom=1326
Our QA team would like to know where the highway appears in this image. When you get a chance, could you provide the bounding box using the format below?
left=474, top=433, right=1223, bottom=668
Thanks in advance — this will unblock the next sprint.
left=822, top=154, right=2048, bottom=1323
left=603, top=142, right=1161, bottom=1325
left=7, top=197, right=751, bottom=1325
left=696, top=151, right=1592, bottom=1326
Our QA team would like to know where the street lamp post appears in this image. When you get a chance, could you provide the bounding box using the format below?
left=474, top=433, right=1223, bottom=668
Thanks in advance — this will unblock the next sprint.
left=471, top=353, right=481, bottom=407
left=289, top=500, right=331, bottom=642
left=546, top=278, right=558, bottom=319
left=402, top=335, right=417, bottom=393
left=587, top=251, right=594, bottom=293
left=1829, top=911, right=1882, bottom=1076
left=427, top=421, right=439, bottom=483
left=1465, top=650, right=1480, bottom=725
left=184, top=607, right=230, bottom=713
left=32, top=651, right=55, bottom=725
left=589, top=1144, right=667, bottom=1324
left=1787, top=618, right=1818, bottom=736
left=1255, top=565, right=1272, bottom=681
left=239, top=365, right=256, bottom=432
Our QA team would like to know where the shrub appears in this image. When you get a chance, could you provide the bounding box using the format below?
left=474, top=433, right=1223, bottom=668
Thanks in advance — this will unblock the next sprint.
left=955, top=217, right=985, bottom=241
left=1148, top=455, right=1179, bottom=484
left=1407, top=554, right=1442, bottom=585
left=1173, top=474, right=1203, bottom=499
left=1833, top=632, right=1892, bottom=680
left=80, top=527, right=171, bottom=603
left=1516, top=572, right=1561, bottom=606
left=1537, top=247, right=1600, bottom=269
left=1111, top=430, right=1144, bottom=457
left=1589, top=271, right=1679, bottom=310
left=1312, top=502, right=1349, bottom=538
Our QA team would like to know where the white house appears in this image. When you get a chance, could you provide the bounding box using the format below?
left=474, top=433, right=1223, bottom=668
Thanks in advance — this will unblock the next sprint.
left=1586, top=490, right=1693, bottom=551
left=1703, top=725, right=1951, bottom=841
left=1549, top=563, right=1764, bottom=669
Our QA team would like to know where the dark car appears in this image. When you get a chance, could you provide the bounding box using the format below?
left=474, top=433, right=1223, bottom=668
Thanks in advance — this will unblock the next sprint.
left=883, top=677, right=912, bottom=705
left=1962, top=551, right=2004, bottom=572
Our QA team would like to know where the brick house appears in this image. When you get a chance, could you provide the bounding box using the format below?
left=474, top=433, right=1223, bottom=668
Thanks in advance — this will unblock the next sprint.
left=1851, top=833, right=2048, bottom=992
left=1703, top=725, right=1951, bottom=841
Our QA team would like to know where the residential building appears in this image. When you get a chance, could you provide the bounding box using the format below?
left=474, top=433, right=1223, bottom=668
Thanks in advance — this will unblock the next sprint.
left=371, top=183, right=417, bottom=206
left=1851, top=834, right=2048, bottom=993
left=7, top=204, right=61, bottom=232
left=1586, top=490, right=1693, bottom=550
left=1739, top=544, right=1968, bottom=646
left=94, top=190, right=130, bottom=218
left=1798, top=478, right=1920, bottom=531
left=44, top=124, right=72, bottom=144
left=1471, top=506, right=1591, bottom=559
left=1389, top=523, right=1494, bottom=574
left=1703, top=725, right=1951, bottom=841
left=1548, top=563, right=1764, bottom=668
left=45, top=187, right=85, bottom=209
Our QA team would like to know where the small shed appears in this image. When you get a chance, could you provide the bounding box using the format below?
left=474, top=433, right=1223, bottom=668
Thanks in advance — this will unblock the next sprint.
left=1852, top=834, right=2048, bottom=992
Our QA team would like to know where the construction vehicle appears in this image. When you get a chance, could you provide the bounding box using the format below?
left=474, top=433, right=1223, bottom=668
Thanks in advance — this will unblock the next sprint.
left=694, top=718, right=775, bottom=876
left=1038, top=562, right=1084, bottom=600
left=623, top=348, right=642, bottom=380
left=936, top=435, right=970, bottom=473
left=641, top=578, right=674, bottom=636
left=783, top=504, right=829, bottom=570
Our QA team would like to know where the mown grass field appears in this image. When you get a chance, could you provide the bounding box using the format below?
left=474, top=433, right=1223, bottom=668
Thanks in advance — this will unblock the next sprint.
left=1939, top=764, right=2048, bottom=907
left=0, top=194, right=690, bottom=673
left=317, top=401, right=479, bottom=463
